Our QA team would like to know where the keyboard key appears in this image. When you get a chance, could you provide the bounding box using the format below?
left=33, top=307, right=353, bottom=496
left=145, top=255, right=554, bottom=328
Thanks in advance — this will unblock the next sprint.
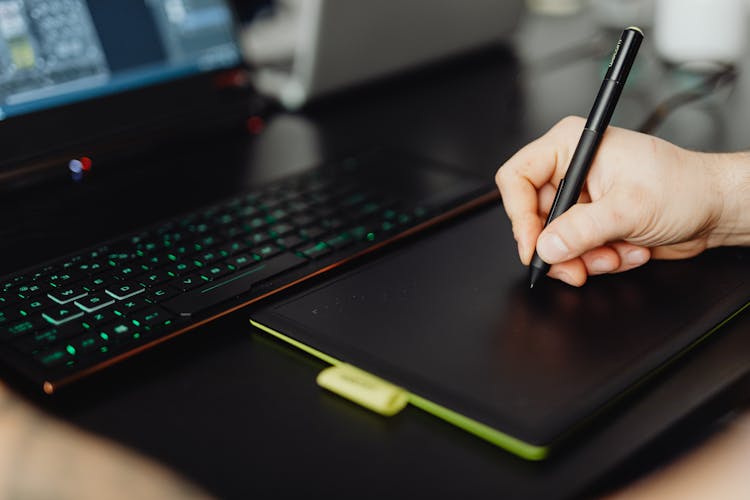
left=299, top=242, right=332, bottom=260
left=82, top=310, right=117, bottom=328
left=34, top=347, right=74, bottom=369
left=105, top=281, right=146, bottom=300
left=199, top=264, right=234, bottom=282
left=321, top=217, right=346, bottom=231
left=299, top=226, right=326, bottom=241
left=74, top=293, right=115, bottom=313
left=20, top=297, right=51, bottom=315
left=270, top=223, right=295, bottom=237
left=226, top=254, right=257, bottom=269
left=174, top=274, right=205, bottom=292
left=42, top=306, right=85, bottom=326
left=100, top=321, right=142, bottom=345
left=13, top=323, right=82, bottom=354
left=163, top=252, right=306, bottom=316
left=81, top=276, right=109, bottom=292
left=48, top=287, right=88, bottom=305
left=47, top=272, right=81, bottom=288
left=216, top=241, right=248, bottom=256
left=275, top=235, right=305, bottom=249
left=145, top=286, right=180, bottom=304
left=0, top=309, right=21, bottom=325
left=16, top=283, right=44, bottom=299
left=162, top=261, right=199, bottom=277
left=247, top=231, right=273, bottom=247
left=291, top=214, right=316, bottom=227
left=112, top=296, right=151, bottom=316
left=2, top=317, right=46, bottom=341
left=325, top=233, right=353, bottom=250
left=193, top=251, right=223, bottom=267
left=137, top=271, right=172, bottom=287
left=0, top=294, right=21, bottom=308
left=252, top=244, right=283, bottom=260
left=128, top=307, right=176, bottom=331
left=68, top=332, right=108, bottom=357
left=115, top=265, right=140, bottom=279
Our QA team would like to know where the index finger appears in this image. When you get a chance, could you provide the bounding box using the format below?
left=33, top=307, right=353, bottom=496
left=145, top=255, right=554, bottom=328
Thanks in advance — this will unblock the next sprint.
left=495, top=117, right=580, bottom=262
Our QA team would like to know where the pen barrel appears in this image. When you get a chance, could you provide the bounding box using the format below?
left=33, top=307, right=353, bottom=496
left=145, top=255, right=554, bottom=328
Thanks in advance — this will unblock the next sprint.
left=605, top=27, right=643, bottom=83
left=545, top=128, right=602, bottom=225
left=584, top=79, right=623, bottom=133
left=586, top=26, right=642, bottom=132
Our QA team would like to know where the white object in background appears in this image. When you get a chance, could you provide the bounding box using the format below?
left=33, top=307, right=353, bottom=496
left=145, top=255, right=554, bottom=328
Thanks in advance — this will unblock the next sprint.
left=589, top=0, right=655, bottom=30
left=525, top=0, right=586, bottom=16
left=241, top=0, right=303, bottom=66
left=654, top=0, right=748, bottom=67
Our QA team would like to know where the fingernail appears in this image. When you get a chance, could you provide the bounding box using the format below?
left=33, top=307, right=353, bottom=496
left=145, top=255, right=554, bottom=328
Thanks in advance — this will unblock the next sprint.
left=517, top=241, right=527, bottom=261
left=537, top=232, right=570, bottom=262
left=625, top=248, right=649, bottom=266
left=548, top=269, right=574, bottom=285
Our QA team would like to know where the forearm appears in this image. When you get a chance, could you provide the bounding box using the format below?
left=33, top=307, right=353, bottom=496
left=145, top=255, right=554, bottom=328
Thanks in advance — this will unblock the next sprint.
left=710, top=151, right=750, bottom=248
left=602, top=410, right=750, bottom=499
left=0, top=384, right=211, bottom=500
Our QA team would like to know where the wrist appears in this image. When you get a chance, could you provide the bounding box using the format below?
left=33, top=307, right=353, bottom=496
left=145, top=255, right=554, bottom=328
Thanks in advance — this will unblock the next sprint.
left=708, top=152, right=750, bottom=248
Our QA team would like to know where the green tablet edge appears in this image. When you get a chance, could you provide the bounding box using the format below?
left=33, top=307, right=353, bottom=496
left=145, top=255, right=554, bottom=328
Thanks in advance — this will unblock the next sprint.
left=249, top=318, right=549, bottom=461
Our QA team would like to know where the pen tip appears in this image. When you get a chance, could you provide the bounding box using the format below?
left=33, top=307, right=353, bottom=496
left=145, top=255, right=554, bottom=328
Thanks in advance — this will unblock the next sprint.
left=528, top=265, right=544, bottom=290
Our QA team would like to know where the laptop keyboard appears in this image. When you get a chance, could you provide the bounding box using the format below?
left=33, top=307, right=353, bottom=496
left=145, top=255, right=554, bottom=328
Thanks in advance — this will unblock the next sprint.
left=0, top=151, right=492, bottom=393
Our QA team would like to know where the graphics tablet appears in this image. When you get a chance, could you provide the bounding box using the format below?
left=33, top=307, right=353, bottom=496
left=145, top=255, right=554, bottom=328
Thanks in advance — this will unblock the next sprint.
left=250, top=204, right=750, bottom=460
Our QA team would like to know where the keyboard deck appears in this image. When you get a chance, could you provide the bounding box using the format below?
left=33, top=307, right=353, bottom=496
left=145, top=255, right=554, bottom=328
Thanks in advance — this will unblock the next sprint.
left=0, top=151, right=494, bottom=393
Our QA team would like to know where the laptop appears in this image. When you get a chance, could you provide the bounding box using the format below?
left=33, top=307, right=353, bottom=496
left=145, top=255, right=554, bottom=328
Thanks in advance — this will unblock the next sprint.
left=244, top=0, right=524, bottom=109
left=0, top=0, right=501, bottom=394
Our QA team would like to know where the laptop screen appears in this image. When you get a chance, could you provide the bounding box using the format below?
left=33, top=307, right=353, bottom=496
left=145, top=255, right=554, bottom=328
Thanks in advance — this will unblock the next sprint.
left=0, top=0, right=241, bottom=120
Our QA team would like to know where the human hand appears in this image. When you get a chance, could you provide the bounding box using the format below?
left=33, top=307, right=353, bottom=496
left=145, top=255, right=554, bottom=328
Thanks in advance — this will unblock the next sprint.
left=495, top=116, right=740, bottom=286
left=0, top=383, right=212, bottom=499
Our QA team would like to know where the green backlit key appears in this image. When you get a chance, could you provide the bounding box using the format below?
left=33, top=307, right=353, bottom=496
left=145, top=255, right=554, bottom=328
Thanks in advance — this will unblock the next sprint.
left=13, top=323, right=82, bottom=355
left=2, top=318, right=45, bottom=341
left=299, top=242, right=332, bottom=260
left=112, top=296, right=150, bottom=316
left=74, top=292, right=115, bottom=313
left=105, top=281, right=145, bottom=300
left=128, top=307, right=175, bottom=331
left=226, top=254, right=256, bottom=269
left=42, top=306, right=85, bottom=326
left=34, top=347, right=73, bottom=368
left=48, top=286, right=88, bottom=305
left=325, top=233, right=353, bottom=250
left=145, top=286, right=180, bottom=303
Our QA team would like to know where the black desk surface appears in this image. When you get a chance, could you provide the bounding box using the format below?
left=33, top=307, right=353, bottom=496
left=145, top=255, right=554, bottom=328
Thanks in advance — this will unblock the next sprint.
left=5, top=12, right=750, bottom=500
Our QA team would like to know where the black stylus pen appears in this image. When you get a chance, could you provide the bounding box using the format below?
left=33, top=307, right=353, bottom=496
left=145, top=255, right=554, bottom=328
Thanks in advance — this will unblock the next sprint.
left=529, top=26, right=643, bottom=288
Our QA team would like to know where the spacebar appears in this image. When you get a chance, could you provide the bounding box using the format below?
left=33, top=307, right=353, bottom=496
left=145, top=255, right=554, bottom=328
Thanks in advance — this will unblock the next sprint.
left=163, top=253, right=307, bottom=316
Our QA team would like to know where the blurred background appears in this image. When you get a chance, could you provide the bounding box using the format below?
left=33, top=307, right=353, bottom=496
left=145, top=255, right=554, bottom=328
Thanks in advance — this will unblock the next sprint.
left=216, top=0, right=750, bottom=192
left=230, top=0, right=750, bottom=161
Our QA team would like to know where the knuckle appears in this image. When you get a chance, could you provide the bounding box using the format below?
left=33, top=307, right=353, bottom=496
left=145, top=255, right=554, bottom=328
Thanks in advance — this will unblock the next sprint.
left=495, top=166, right=509, bottom=187
left=557, top=115, right=585, bottom=131
left=563, top=207, right=601, bottom=250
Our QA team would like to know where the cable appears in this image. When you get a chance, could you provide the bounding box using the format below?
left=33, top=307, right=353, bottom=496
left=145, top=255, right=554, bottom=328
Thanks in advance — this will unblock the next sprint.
left=637, top=64, right=738, bottom=135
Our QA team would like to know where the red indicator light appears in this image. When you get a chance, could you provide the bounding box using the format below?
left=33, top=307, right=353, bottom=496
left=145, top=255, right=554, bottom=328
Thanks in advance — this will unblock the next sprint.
left=80, top=156, right=92, bottom=171
left=246, top=116, right=265, bottom=135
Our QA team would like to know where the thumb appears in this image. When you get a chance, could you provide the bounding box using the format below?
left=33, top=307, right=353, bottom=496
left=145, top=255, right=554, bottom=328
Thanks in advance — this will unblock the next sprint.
left=536, top=199, right=630, bottom=264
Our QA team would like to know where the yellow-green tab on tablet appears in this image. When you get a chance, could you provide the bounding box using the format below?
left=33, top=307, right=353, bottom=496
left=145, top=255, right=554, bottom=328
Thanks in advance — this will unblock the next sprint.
left=317, top=364, right=408, bottom=417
